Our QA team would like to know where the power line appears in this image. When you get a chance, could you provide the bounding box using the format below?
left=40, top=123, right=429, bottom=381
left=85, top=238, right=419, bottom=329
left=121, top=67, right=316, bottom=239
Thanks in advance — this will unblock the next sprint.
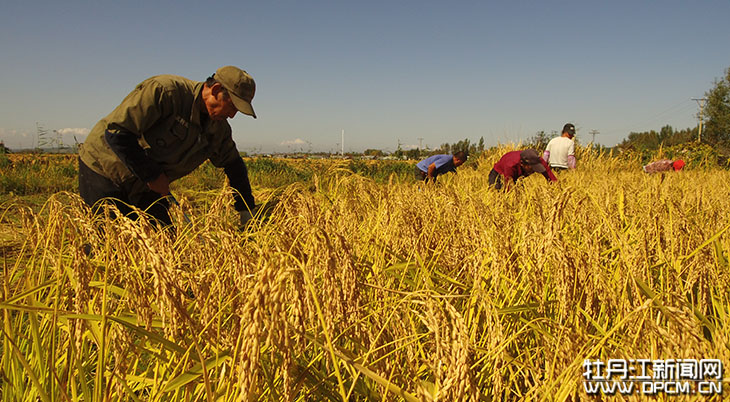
left=601, top=99, right=695, bottom=137
left=589, top=129, right=600, bottom=144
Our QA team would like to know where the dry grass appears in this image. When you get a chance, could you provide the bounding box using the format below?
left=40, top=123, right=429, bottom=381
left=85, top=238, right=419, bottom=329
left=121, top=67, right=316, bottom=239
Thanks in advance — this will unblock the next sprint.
left=1, top=146, right=729, bottom=401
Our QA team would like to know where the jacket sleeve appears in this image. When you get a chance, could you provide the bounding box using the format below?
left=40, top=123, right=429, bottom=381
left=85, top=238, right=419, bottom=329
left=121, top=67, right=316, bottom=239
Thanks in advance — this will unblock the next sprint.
left=104, top=80, right=170, bottom=183
left=567, top=141, right=576, bottom=169
left=541, top=159, right=558, bottom=182
left=223, top=156, right=255, bottom=211
left=105, top=130, right=163, bottom=183
left=567, top=155, right=577, bottom=169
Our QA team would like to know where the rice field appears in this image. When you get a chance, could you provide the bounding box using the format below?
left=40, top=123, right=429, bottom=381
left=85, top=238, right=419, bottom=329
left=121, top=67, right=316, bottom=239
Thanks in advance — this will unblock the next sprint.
left=1, top=147, right=729, bottom=401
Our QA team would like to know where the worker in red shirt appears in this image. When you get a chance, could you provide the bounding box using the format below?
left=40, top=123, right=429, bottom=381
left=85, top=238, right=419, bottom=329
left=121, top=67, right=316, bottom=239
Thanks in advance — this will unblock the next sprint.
left=643, top=159, right=685, bottom=173
left=488, top=149, right=557, bottom=190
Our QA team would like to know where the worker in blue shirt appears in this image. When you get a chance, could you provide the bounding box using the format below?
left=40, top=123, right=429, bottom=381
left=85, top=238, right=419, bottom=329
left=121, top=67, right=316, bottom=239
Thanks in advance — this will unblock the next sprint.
left=415, top=151, right=467, bottom=182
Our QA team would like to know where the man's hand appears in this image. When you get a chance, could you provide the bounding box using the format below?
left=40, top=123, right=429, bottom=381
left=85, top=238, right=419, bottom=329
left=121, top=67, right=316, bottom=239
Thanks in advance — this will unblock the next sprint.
left=147, top=173, right=171, bottom=195
left=427, top=162, right=436, bottom=179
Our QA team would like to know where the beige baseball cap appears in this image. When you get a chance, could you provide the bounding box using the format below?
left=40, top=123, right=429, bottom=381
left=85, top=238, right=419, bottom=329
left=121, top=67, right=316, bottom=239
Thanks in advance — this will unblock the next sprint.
left=215, top=66, right=257, bottom=118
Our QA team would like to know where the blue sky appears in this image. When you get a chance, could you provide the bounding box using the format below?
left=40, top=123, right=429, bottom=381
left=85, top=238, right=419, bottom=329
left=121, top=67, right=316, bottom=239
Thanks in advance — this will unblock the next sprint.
left=1, top=1, right=728, bottom=152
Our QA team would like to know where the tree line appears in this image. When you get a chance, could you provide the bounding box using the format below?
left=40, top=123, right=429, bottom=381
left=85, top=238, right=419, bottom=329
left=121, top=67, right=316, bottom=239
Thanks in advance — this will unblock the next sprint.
left=618, top=66, right=730, bottom=152
left=368, top=65, right=730, bottom=160
left=431, top=65, right=730, bottom=158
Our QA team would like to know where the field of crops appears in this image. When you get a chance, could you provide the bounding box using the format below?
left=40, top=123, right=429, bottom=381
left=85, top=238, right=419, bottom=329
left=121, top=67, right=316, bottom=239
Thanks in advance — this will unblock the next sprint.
left=1, top=147, right=729, bottom=401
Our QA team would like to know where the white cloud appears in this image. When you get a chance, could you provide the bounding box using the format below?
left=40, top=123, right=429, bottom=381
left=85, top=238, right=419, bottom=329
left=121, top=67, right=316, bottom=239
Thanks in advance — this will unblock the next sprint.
left=0, top=129, right=31, bottom=148
left=57, top=128, right=90, bottom=136
left=280, top=138, right=307, bottom=146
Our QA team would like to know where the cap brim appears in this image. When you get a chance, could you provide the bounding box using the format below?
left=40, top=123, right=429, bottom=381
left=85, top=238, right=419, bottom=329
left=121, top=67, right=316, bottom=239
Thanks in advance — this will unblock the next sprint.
left=532, top=163, right=546, bottom=173
left=229, top=93, right=257, bottom=119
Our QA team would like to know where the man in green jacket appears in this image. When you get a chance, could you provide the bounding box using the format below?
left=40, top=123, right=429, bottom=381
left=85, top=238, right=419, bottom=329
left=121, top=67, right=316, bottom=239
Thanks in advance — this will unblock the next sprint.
left=79, top=66, right=257, bottom=227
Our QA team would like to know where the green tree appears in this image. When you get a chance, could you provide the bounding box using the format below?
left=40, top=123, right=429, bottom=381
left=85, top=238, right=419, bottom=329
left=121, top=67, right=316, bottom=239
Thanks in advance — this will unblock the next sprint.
left=617, top=126, right=697, bottom=152
left=619, top=130, right=659, bottom=150
left=406, top=148, right=421, bottom=160
left=434, top=137, right=485, bottom=156
left=363, top=149, right=384, bottom=157
left=451, top=139, right=471, bottom=154
left=527, top=130, right=551, bottom=150
left=704, top=67, right=730, bottom=145
left=658, top=125, right=674, bottom=144
left=665, top=127, right=696, bottom=146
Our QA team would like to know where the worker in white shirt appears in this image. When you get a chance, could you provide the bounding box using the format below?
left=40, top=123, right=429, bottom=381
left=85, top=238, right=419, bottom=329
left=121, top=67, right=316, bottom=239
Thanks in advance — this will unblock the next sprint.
left=543, top=123, right=576, bottom=171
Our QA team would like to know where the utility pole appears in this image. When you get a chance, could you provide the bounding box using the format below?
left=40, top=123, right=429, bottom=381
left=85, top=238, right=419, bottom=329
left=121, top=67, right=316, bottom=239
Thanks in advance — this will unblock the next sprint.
left=53, top=130, right=63, bottom=152
left=589, top=129, right=600, bottom=144
left=341, top=129, right=345, bottom=156
left=36, top=123, right=50, bottom=151
left=692, top=98, right=707, bottom=142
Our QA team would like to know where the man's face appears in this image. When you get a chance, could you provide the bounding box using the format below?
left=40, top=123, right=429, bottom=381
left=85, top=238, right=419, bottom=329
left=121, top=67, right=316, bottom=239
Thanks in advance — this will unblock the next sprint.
left=454, top=157, right=466, bottom=167
left=204, top=85, right=238, bottom=120
left=520, top=160, right=534, bottom=174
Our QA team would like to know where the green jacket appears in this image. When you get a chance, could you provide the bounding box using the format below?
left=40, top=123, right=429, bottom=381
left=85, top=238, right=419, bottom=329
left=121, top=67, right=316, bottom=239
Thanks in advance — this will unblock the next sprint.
left=80, top=75, right=240, bottom=185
